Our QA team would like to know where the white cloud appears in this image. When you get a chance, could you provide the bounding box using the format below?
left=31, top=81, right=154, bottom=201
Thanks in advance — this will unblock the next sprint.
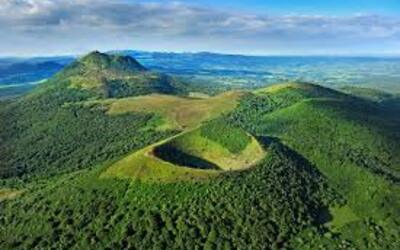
left=0, top=0, right=399, bottom=55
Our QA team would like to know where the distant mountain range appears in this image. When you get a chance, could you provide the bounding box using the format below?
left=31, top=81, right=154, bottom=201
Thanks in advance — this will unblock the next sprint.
left=0, top=56, right=73, bottom=85
left=1, top=50, right=400, bottom=97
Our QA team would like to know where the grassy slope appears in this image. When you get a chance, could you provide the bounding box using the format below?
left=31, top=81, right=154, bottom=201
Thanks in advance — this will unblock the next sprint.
left=100, top=130, right=219, bottom=183
left=326, top=205, right=359, bottom=231
left=225, top=83, right=400, bottom=249
left=255, top=82, right=319, bottom=93
left=263, top=98, right=400, bottom=173
left=260, top=99, right=400, bottom=249
left=158, top=128, right=265, bottom=171
left=82, top=91, right=245, bottom=130
left=255, top=82, right=343, bottom=97
left=102, top=124, right=265, bottom=181
left=101, top=145, right=218, bottom=182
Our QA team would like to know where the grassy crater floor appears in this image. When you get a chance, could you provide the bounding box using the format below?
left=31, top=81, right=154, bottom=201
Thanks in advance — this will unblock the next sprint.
left=101, top=123, right=266, bottom=182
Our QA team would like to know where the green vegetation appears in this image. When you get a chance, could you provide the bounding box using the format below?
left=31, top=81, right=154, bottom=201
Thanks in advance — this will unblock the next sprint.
left=200, top=119, right=251, bottom=154
left=103, top=124, right=265, bottom=181
left=0, top=51, right=399, bottom=249
left=154, top=126, right=264, bottom=171
left=0, top=88, right=175, bottom=182
left=80, top=91, right=244, bottom=130
left=0, top=188, right=23, bottom=202
left=226, top=85, right=400, bottom=249
left=0, top=52, right=184, bottom=182
left=42, top=51, right=187, bottom=98
left=326, top=205, right=359, bottom=230
left=255, top=82, right=345, bottom=99
left=341, top=85, right=400, bottom=112
left=0, top=141, right=336, bottom=249
left=101, top=143, right=218, bottom=182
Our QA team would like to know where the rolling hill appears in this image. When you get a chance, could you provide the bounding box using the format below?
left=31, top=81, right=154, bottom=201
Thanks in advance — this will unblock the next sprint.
left=227, top=83, right=400, bottom=249
left=0, top=53, right=399, bottom=249
left=0, top=52, right=190, bottom=179
left=40, top=51, right=186, bottom=98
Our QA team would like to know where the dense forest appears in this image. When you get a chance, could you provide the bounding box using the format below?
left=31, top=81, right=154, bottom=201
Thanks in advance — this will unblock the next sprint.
left=1, top=141, right=339, bottom=249
left=225, top=86, right=400, bottom=249
left=0, top=87, right=176, bottom=183
left=1, top=53, right=399, bottom=249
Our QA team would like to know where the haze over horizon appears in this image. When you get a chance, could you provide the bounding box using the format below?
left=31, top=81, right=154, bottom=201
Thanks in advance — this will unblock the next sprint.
left=1, top=0, right=400, bottom=56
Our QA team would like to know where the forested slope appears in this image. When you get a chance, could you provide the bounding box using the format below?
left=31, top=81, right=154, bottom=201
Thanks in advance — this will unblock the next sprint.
left=41, top=51, right=186, bottom=98
left=0, top=52, right=187, bottom=181
left=227, top=83, right=400, bottom=249
left=0, top=140, right=337, bottom=249
left=0, top=65, right=399, bottom=250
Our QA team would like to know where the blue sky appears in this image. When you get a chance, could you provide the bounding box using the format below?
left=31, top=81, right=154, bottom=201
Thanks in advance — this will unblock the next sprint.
left=0, top=0, right=399, bottom=56
left=184, top=0, right=400, bottom=15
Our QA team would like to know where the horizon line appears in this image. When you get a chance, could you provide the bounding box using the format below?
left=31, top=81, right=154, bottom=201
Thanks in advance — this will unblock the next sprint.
left=2, top=49, right=400, bottom=59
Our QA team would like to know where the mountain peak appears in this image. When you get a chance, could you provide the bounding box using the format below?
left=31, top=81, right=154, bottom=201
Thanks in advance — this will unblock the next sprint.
left=45, top=51, right=183, bottom=99
left=81, top=50, right=105, bottom=61
left=79, top=51, right=147, bottom=72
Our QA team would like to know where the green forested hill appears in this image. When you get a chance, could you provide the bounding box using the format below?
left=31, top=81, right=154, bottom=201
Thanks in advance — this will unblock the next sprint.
left=0, top=61, right=399, bottom=250
left=227, top=84, right=400, bottom=249
left=40, top=51, right=186, bottom=98
left=0, top=52, right=191, bottom=181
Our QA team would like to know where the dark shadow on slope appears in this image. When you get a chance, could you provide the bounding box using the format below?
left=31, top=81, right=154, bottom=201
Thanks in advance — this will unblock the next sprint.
left=257, top=135, right=340, bottom=226
left=153, top=144, right=220, bottom=170
left=258, top=135, right=330, bottom=185
left=316, top=206, right=333, bottom=225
